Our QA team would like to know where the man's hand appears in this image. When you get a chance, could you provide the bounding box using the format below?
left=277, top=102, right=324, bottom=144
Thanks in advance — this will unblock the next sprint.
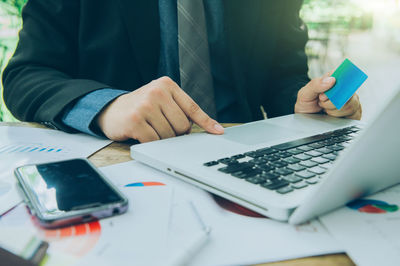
left=97, top=76, right=224, bottom=142
left=294, top=71, right=362, bottom=120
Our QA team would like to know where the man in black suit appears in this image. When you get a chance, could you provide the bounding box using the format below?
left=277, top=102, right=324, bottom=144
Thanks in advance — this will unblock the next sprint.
left=2, top=0, right=361, bottom=143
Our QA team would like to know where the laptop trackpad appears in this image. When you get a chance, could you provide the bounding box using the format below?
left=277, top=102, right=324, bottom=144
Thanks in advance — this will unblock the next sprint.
left=222, top=122, right=303, bottom=146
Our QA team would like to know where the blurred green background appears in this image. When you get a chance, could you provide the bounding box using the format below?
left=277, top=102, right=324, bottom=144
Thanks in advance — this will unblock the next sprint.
left=0, top=0, right=26, bottom=122
left=1, top=0, right=400, bottom=122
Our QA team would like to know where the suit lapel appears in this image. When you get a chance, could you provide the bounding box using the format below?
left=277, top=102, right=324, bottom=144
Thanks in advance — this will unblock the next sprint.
left=116, top=0, right=160, bottom=84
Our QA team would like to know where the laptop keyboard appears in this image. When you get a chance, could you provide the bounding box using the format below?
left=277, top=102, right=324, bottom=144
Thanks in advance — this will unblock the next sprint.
left=203, top=126, right=361, bottom=195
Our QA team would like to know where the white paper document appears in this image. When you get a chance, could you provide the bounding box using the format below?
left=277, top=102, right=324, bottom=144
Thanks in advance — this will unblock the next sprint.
left=99, top=161, right=342, bottom=265
left=0, top=160, right=342, bottom=265
left=0, top=125, right=111, bottom=215
left=0, top=175, right=172, bottom=266
left=320, top=184, right=400, bottom=266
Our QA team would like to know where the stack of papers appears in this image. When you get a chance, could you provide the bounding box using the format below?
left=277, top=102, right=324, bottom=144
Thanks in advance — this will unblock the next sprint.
left=0, top=160, right=343, bottom=266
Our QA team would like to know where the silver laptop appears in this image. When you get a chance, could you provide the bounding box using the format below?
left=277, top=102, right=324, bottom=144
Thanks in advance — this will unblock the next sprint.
left=131, top=89, right=400, bottom=224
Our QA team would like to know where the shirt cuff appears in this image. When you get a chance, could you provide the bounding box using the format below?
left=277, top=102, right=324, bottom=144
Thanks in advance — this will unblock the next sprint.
left=62, top=88, right=128, bottom=137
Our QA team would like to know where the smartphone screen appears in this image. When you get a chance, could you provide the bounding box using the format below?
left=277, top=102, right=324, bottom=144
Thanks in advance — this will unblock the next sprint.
left=17, top=159, right=125, bottom=216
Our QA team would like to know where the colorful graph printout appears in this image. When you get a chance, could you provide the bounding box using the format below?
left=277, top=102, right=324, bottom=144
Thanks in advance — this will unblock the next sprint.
left=0, top=143, right=65, bottom=155
left=125, top=182, right=165, bottom=187
left=347, top=199, right=399, bottom=214
left=39, top=221, right=102, bottom=258
left=212, top=195, right=265, bottom=218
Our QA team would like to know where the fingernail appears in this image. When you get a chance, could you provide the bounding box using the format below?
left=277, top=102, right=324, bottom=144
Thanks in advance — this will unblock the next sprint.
left=320, top=93, right=328, bottom=101
left=322, top=77, right=335, bottom=84
left=214, top=123, right=224, bottom=132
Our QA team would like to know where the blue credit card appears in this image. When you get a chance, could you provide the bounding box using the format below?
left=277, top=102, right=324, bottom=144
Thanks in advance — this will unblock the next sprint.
left=325, top=59, right=368, bottom=110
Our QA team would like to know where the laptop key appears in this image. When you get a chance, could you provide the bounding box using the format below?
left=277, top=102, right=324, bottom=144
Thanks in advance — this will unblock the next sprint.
left=264, top=155, right=281, bottom=162
left=293, top=153, right=312, bottom=160
left=204, top=161, right=219, bottom=167
left=256, top=148, right=278, bottom=155
left=282, top=174, right=302, bottom=183
left=283, top=157, right=301, bottom=164
left=326, top=145, right=344, bottom=151
left=305, top=150, right=323, bottom=157
left=259, top=172, right=280, bottom=180
left=295, top=170, right=316, bottom=179
left=252, top=148, right=279, bottom=158
left=325, top=139, right=338, bottom=146
left=297, top=145, right=314, bottom=152
left=218, top=162, right=254, bottom=174
left=287, top=164, right=306, bottom=172
left=311, top=157, right=330, bottom=164
left=276, top=186, right=294, bottom=194
left=246, top=177, right=265, bottom=184
left=218, top=158, right=238, bottom=164
left=273, top=168, right=294, bottom=176
left=308, top=142, right=325, bottom=149
left=322, top=153, right=337, bottom=161
left=243, top=151, right=262, bottom=158
left=306, top=177, right=319, bottom=184
left=341, top=135, right=353, bottom=141
left=331, top=137, right=343, bottom=144
left=250, top=158, right=268, bottom=164
left=231, top=171, right=248, bottom=179
left=231, top=154, right=246, bottom=160
left=308, top=166, right=326, bottom=175
left=261, top=179, right=289, bottom=190
left=292, top=181, right=308, bottom=189
left=269, top=161, right=288, bottom=168
left=242, top=166, right=261, bottom=173
left=277, top=151, right=292, bottom=158
left=287, top=148, right=303, bottom=155
left=260, top=179, right=274, bottom=185
left=231, top=169, right=261, bottom=179
left=256, top=164, right=274, bottom=172
left=271, top=134, right=328, bottom=151
left=299, top=160, right=318, bottom=168
left=315, top=147, right=333, bottom=154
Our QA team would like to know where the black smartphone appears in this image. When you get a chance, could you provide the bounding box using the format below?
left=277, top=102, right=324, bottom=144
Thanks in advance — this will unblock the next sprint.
left=14, top=158, right=128, bottom=229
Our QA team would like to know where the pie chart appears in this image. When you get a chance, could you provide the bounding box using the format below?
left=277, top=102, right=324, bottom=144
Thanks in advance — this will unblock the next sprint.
left=124, top=182, right=165, bottom=187
left=347, top=199, right=399, bottom=213
left=40, top=221, right=101, bottom=257
left=212, top=194, right=266, bottom=218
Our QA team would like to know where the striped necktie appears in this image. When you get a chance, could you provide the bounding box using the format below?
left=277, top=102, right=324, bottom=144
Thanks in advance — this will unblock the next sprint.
left=177, top=0, right=217, bottom=118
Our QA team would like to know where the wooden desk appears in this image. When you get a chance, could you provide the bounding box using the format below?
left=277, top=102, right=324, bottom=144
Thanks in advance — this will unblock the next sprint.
left=1, top=122, right=355, bottom=266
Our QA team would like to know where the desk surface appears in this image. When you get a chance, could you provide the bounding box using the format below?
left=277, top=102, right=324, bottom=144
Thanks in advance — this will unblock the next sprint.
left=1, top=122, right=355, bottom=266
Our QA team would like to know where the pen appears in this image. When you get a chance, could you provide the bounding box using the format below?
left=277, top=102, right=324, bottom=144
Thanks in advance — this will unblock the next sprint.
left=169, top=226, right=211, bottom=266
left=168, top=202, right=212, bottom=266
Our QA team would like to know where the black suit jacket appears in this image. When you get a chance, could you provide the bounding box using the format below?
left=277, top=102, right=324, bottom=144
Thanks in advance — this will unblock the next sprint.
left=2, top=0, right=310, bottom=132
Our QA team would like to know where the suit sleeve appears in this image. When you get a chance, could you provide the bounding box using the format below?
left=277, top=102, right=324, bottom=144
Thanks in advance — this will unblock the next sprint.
left=2, top=0, right=110, bottom=131
left=266, top=0, right=310, bottom=118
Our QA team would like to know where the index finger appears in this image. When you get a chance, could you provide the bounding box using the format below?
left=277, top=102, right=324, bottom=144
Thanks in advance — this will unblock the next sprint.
left=169, top=86, right=224, bottom=134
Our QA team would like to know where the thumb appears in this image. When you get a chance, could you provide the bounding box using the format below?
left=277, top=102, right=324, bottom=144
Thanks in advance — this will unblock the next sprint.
left=299, top=71, right=335, bottom=102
